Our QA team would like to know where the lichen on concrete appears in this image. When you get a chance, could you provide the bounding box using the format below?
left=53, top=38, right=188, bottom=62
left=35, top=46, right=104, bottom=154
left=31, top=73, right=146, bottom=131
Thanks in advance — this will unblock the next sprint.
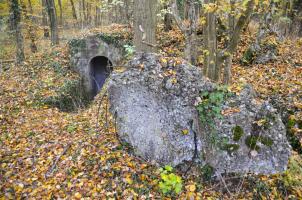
left=108, top=53, right=291, bottom=175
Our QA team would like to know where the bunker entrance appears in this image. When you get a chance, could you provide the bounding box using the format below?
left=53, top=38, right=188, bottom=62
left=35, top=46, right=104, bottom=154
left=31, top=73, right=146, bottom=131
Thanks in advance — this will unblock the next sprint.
left=89, top=56, right=113, bottom=97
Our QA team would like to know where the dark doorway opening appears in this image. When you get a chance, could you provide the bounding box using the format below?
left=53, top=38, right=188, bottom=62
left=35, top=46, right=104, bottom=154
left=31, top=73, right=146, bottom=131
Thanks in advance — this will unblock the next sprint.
left=89, top=56, right=113, bottom=97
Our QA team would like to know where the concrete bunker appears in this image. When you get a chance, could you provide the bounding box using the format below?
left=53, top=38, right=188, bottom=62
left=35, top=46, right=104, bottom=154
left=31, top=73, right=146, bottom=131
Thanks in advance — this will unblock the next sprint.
left=89, top=56, right=113, bottom=97
left=68, top=34, right=127, bottom=98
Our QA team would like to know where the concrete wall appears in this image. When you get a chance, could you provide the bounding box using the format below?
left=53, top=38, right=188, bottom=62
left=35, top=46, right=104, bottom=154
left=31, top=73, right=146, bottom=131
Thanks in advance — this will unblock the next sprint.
left=69, top=34, right=126, bottom=98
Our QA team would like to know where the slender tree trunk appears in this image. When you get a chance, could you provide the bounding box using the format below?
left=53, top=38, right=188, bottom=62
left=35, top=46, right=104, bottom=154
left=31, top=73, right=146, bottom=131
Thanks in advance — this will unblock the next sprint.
left=171, top=0, right=199, bottom=64
left=164, top=4, right=173, bottom=32
left=46, top=0, right=59, bottom=45
left=70, top=0, right=77, bottom=20
left=27, top=0, right=34, bottom=17
left=11, top=0, right=25, bottom=64
left=133, top=0, right=157, bottom=52
left=69, top=0, right=77, bottom=27
left=86, top=2, right=90, bottom=26
left=42, top=0, right=49, bottom=38
left=57, top=0, right=63, bottom=26
left=204, top=0, right=217, bottom=80
left=124, top=0, right=132, bottom=26
left=21, top=0, right=38, bottom=53
left=223, top=0, right=235, bottom=84
left=82, top=0, right=86, bottom=27
left=95, top=6, right=98, bottom=27
left=78, top=1, right=82, bottom=28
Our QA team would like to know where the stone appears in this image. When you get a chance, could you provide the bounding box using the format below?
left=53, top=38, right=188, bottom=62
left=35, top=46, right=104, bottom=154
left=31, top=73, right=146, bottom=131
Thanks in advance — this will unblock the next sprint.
left=203, top=86, right=291, bottom=174
left=108, top=53, right=291, bottom=174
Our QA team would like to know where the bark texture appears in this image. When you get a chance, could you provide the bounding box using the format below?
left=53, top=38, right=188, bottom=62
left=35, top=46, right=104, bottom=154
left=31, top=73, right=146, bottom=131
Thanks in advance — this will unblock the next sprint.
left=21, top=0, right=38, bottom=53
left=11, top=0, right=25, bottom=64
left=171, top=0, right=200, bottom=65
left=42, top=0, right=49, bottom=38
left=46, top=0, right=59, bottom=45
left=133, top=0, right=157, bottom=53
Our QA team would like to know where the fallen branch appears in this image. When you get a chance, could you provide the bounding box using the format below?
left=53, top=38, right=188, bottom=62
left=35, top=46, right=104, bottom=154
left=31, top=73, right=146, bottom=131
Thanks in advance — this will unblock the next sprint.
left=45, top=143, right=71, bottom=179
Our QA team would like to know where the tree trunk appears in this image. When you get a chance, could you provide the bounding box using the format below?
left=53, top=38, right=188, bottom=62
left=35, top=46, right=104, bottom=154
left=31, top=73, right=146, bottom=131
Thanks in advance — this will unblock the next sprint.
left=95, top=6, right=99, bottom=27
left=11, top=0, right=25, bottom=64
left=69, top=0, right=77, bottom=26
left=86, top=2, right=90, bottom=27
left=204, top=0, right=217, bottom=80
left=27, top=0, right=34, bottom=19
left=21, top=0, right=38, bottom=53
left=124, top=0, right=132, bottom=26
left=133, top=0, right=157, bottom=53
left=164, top=4, right=173, bottom=32
left=46, top=0, right=59, bottom=45
left=42, top=0, right=49, bottom=38
left=82, top=0, right=86, bottom=27
left=57, top=0, right=63, bottom=26
left=223, top=0, right=235, bottom=84
left=184, top=31, right=198, bottom=64
left=171, top=0, right=199, bottom=65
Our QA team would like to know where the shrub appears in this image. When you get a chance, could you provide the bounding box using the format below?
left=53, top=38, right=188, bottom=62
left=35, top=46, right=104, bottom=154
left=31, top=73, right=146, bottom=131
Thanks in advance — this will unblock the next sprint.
left=158, top=165, right=183, bottom=195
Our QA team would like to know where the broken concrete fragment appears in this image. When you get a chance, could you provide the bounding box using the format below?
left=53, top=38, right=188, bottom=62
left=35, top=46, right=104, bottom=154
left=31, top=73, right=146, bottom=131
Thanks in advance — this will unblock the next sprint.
left=108, top=53, right=291, bottom=174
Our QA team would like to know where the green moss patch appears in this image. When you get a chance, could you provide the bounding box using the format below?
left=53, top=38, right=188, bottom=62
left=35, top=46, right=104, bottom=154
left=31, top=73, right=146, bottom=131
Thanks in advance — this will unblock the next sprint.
left=245, top=136, right=261, bottom=151
left=245, top=135, right=274, bottom=151
left=232, top=126, right=244, bottom=141
left=221, top=143, right=240, bottom=154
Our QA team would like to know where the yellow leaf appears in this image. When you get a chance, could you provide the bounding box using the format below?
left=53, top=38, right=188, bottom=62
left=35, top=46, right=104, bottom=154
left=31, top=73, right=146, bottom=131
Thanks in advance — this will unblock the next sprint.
left=182, top=129, right=189, bottom=135
left=74, top=192, right=82, bottom=199
left=123, top=176, right=133, bottom=184
left=187, top=184, right=196, bottom=192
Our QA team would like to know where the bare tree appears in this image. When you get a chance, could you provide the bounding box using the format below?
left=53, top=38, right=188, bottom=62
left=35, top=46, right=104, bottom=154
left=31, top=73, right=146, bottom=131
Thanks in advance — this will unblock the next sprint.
left=69, top=0, right=78, bottom=26
left=21, top=0, right=38, bottom=53
left=42, top=0, right=49, bottom=38
left=133, top=0, right=157, bottom=52
left=10, top=0, right=25, bottom=64
left=46, top=0, right=59, bottom=45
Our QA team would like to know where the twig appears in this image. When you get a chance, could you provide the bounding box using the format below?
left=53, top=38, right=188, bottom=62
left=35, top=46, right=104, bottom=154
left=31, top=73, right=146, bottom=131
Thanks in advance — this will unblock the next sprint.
left=45, top=143, right=71, bottom=178
left=95, top=93, right=106, bottom=128
left=139, top=25, right=158, bottom=47
left=105, top=92, right=109, bottom=129
left=217, top=172, right=233, bottom=198
left=95, top=78, right=110, bottom=129
left=142, top=41, right=157, bottom=47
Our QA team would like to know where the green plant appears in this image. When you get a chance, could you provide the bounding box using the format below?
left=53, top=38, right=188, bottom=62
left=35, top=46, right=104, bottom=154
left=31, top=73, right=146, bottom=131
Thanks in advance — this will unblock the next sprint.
left=201, top=164, right=215, bottom=182
left=282, top=155, right=302, bottom=188
left=196, top=86, right=232, bottom=146
left=67, top=124, right=77, bottom=133
left=42, top=79, right=91, bottom=112
left=124, top=44, right=135, bottom=57
left=158, top=165, right=182, bottom=195
left=50, top=61, right=67, bottom=75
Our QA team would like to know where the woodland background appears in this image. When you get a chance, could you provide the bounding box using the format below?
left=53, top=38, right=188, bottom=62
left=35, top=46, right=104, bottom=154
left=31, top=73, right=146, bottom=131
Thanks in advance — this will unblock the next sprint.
left=0, top=0, right=302, bottom=199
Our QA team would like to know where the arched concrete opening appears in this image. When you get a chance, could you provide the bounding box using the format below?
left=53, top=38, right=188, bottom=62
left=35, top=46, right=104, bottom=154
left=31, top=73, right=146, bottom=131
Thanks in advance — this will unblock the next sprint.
left=89, top=56, right=113, bottom=97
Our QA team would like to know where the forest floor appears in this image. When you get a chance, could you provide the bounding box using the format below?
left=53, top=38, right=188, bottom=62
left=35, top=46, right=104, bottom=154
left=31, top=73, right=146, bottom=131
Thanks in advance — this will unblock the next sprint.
left=0, top=25, right=302, bottom=199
